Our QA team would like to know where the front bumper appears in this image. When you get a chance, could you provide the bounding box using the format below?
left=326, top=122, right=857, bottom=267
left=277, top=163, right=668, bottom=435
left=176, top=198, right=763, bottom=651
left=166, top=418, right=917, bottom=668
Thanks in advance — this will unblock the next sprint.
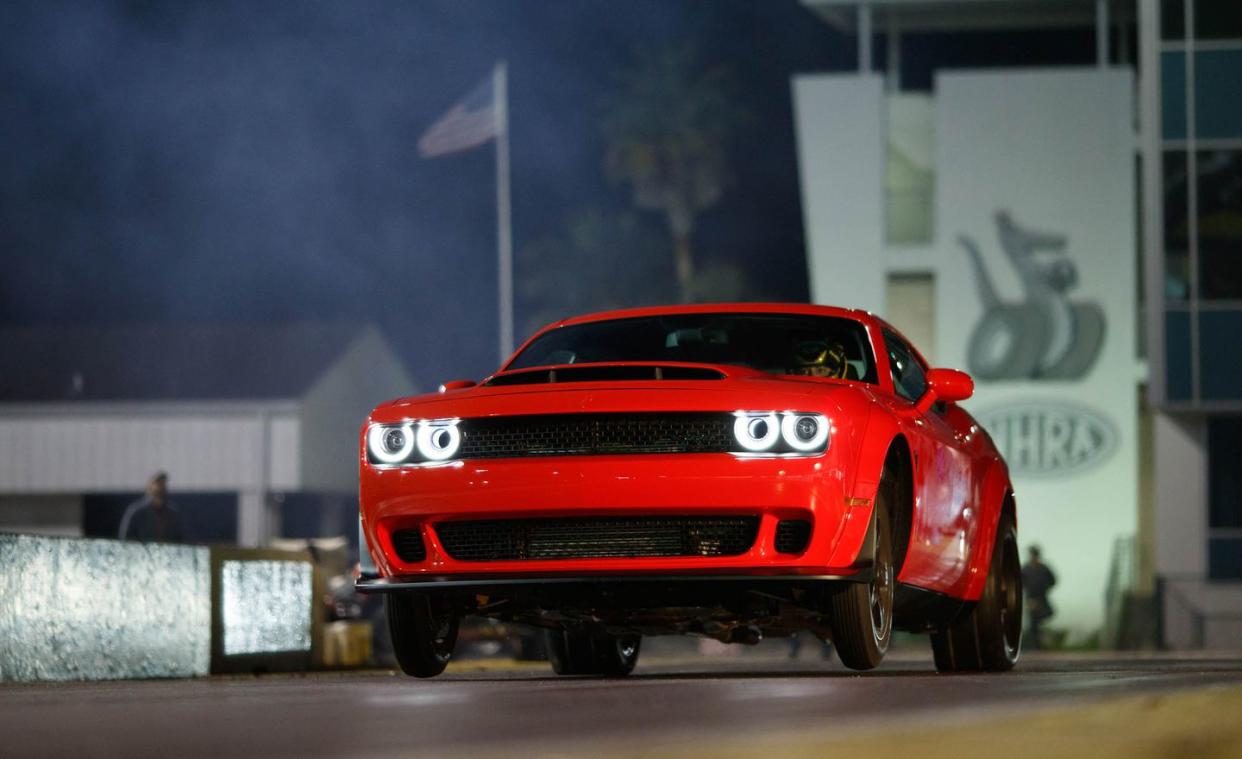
left=359, top=453, right=874, bottom=580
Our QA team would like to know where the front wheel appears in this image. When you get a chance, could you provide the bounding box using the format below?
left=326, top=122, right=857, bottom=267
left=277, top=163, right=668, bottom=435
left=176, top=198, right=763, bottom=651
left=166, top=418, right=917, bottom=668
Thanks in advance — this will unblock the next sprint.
left=931, top=512, right=1022, bottom=672
left=829, top=474, right=896, bottom=671
left=386, top=593, right=460, bottom=678
left=544, top=629, right=641, bottom=676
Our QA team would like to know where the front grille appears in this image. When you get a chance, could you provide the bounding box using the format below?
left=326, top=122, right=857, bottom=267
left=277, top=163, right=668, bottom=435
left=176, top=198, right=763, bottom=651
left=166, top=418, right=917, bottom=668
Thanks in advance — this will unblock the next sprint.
left=774, top=519, right=812, bottom=554
left=390, top=528, right=427, bottom=563
left=458, top=413, right=734, bottom=459
left=435, top=516, right=760, bottom=561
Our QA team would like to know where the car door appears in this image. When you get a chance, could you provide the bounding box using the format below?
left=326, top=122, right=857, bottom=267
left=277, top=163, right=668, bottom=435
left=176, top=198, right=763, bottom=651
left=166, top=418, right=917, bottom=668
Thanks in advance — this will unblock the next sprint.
left=880, top=329, right=976, bottom=590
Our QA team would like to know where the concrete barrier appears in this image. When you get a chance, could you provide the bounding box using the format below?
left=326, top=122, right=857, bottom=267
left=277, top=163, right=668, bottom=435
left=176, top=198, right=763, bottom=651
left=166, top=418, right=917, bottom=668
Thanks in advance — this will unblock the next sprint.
left=0, top=533, right=316, bottom=682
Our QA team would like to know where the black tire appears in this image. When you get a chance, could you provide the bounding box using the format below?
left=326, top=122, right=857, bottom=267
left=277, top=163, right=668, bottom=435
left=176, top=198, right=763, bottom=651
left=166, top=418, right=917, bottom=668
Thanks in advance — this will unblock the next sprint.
left=931, top=512, right=1022, bottom=673
left=386, top=593, right=459, bottom=678
left=829, top=472, right=896, bottom=671
left=544, top=629, right=641, bottom=676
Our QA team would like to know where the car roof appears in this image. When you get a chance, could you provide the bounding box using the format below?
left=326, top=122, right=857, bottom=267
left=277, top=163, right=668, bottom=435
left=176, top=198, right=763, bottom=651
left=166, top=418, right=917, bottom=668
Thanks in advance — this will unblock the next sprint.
left=551, top=303, right=873, bottom=330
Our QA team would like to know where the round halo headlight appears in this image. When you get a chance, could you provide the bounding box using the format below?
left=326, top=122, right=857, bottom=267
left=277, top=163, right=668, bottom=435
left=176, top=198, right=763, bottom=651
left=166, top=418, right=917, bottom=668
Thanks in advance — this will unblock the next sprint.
left=733, top=412, right=780, bottom=452
left=781, top=413, right=829, bottom=452
left=416, top=421, right=461, bottom=462
left=368, top=424, right=414, bottom=464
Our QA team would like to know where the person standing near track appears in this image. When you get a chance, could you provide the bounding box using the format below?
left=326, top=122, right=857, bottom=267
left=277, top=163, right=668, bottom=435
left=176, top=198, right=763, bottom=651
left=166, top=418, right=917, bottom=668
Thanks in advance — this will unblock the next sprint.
left=118, top=471, right=185, bottom=543
left=1021, top=545, right=1057, bottom=649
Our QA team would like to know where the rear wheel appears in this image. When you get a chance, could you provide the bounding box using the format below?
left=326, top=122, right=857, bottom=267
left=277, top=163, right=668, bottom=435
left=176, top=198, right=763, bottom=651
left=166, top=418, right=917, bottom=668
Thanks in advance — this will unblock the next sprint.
left=829, top=472, right=896, bottom=671
left=386, top=593, right=459, bottom=678
left=931, top=512, right=1022, bottom=672
left=544, top=629, right=641, bottom=676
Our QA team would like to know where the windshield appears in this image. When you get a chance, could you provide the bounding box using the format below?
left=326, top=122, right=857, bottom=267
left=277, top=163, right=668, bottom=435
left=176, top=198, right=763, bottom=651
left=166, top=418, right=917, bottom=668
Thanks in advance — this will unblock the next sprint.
left=508, top=313, right=877, bottom=382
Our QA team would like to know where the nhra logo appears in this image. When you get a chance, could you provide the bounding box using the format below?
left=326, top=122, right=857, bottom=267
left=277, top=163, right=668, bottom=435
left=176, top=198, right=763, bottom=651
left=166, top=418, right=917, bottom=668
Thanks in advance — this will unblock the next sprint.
left=976, top=402, right=1117, bottom=478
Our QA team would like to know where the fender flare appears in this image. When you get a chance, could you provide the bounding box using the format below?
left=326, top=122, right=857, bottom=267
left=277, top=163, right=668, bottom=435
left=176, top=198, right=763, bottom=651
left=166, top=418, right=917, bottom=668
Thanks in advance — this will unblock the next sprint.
left=827, top=405, right=910, bottom=569
left=962, top=459, right=1016, bottom=600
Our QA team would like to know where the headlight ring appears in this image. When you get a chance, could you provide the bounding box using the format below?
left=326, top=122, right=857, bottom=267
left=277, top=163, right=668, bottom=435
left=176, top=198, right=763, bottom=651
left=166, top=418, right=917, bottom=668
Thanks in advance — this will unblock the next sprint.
left=781, top=413, right=829, bottom=452
left=367, top=423, right=415, bottom=464
left=733, top=412, right=781, bottom=452
left=733, top=411, right=829, bottom=455
left=416, top=421, right=461, bottom=461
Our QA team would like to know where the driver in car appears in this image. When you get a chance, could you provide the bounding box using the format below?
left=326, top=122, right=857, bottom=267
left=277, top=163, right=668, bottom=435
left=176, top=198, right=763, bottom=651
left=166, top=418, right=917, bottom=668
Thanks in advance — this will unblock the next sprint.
left=790, top=339, right=849, bottom=378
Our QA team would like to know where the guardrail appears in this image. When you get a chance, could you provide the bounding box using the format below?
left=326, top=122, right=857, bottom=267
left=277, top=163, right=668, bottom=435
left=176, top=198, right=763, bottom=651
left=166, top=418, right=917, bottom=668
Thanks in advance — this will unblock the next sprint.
left=0, top=533, right=318, bottom=682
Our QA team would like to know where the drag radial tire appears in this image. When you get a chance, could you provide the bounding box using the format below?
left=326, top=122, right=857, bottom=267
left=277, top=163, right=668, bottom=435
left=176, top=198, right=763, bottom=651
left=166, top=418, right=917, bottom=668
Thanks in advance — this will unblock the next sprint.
left=544, top=630, right=641, bottom=676
left=931, top=512, right=1023, bottom=673
left=829, top=471, right=896, bottom=671
left=385, top=593, right=460, bottom=678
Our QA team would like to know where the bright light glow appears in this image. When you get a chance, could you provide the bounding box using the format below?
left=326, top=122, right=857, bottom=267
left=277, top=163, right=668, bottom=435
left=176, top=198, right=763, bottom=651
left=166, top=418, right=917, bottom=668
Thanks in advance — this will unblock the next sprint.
left=368, top=424, right=414, bottom=464
left=416, top=420, right=461, bottom=461
left=733, top=412, right=780, bottom=452
left=781, top=413, right=830, bottom=452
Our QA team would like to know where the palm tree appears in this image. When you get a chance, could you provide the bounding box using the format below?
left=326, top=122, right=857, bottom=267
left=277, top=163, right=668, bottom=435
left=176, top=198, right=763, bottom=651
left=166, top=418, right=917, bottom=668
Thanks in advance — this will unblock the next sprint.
left=602, top=45, right=747, bottom=302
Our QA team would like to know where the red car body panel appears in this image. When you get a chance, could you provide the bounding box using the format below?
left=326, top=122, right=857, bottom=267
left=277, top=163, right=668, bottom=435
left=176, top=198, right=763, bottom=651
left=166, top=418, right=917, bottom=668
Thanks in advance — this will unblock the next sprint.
left=358, top=303, right=1013, bottom=603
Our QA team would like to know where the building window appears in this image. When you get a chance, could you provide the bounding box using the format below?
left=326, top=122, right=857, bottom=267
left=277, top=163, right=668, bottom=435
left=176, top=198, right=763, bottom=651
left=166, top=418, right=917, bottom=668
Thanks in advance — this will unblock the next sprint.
left=1194, top=0, right=1242, bottom=41
left=1208, top=418, right=1242, bottom=580
left=1196, top=150, right=1242, bottom=301
left=1162, top=0, right=1185, bottom=40
left=1160, top=52, right=1187, bottom=142
left=1163, top=151, right=1191, bottom=301
left=1164, top=310, right=1192, bottom=400
left=884, top=95, right=934, bottom=246
left=1193, top=50, right=1242, bottom=140
left=1199, top=311, right=1242, bottom=400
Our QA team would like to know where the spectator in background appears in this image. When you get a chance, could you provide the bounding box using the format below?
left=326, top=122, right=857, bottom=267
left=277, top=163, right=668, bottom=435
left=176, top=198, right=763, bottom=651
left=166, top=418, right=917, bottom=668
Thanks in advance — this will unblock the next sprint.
left=1021, top=544, right=1057, bottom=650
left=118, top=471, right=185, bottom=543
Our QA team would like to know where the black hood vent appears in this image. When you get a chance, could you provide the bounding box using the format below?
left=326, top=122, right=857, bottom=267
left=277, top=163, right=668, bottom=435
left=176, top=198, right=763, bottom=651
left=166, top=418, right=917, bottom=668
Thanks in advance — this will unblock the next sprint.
left=486, top=365, right=725, bottom=386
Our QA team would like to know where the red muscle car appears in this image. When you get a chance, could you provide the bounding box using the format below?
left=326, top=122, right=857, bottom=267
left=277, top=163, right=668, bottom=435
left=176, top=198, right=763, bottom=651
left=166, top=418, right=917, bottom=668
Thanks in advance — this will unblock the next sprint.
left=357, top=304, right=1022, bottom=677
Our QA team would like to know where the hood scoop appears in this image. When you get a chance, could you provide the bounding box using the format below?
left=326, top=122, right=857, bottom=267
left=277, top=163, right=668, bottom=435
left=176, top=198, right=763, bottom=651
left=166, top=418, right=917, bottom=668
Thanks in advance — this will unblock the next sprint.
left=485, top=364, right=726, bottom=387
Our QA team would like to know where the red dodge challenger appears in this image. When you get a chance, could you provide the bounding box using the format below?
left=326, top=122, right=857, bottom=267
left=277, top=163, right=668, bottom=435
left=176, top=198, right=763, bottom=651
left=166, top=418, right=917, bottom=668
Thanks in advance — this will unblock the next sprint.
left=357, top=304, right=1022, bottom=677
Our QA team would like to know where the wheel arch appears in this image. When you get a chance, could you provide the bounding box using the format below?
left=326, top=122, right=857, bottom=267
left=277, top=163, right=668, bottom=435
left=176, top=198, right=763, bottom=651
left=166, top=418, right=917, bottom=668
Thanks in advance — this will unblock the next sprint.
left=830, top=398, right=916, bottom=571
left=883, top=434, right=915, bottom=576
left=963, top=463, right=1017, bottom=600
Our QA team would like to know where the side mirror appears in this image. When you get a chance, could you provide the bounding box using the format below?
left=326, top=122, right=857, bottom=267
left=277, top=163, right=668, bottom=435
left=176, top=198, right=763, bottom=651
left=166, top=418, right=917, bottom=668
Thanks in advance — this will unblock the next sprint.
left=438, top=380, right=477, bottom=393
left=916, top=368, right=973, bottom=413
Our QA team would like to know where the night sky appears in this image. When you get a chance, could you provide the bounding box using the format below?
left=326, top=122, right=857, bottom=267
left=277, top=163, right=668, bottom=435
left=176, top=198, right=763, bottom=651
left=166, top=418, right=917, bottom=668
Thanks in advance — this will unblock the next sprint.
left=1, top=1, right=1099, bottom=386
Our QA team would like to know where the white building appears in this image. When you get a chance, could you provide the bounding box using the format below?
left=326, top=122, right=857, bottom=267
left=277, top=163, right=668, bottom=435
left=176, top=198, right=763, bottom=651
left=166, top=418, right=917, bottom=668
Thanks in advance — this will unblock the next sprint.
left=0, top=323, right=414, bottom=547
left=795, top=0, right=1242, bottom=646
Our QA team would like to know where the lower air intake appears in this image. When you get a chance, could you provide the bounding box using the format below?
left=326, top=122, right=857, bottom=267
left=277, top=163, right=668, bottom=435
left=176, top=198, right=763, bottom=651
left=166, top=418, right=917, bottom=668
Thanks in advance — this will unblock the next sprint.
left=390, top=528, right=427, bottom=563
left=435, top=516, right=759, bottom=562
left=774, top=519, right=812, bottom=554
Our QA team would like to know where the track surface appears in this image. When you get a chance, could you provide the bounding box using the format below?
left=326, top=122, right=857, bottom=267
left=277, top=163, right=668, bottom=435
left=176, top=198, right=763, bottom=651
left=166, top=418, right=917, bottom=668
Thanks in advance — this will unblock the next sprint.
left=3, top=649, right=1241, bottom=757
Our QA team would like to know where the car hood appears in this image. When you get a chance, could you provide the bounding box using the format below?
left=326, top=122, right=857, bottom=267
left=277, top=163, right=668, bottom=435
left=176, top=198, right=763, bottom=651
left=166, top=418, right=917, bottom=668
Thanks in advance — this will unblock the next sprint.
left=369, top=367, right=869, bottom=423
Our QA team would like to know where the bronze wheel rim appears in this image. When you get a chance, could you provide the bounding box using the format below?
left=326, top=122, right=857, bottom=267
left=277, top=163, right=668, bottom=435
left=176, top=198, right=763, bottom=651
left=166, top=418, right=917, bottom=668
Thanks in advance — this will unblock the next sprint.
left=996, top=531, right=1022, bottom=659
left=869, top=508, right=894, bottom=648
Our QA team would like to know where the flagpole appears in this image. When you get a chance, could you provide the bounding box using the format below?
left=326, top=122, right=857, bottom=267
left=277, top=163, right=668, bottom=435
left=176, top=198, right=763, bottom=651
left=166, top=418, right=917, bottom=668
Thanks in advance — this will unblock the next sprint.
left=494, top=60, right=514, bottom=364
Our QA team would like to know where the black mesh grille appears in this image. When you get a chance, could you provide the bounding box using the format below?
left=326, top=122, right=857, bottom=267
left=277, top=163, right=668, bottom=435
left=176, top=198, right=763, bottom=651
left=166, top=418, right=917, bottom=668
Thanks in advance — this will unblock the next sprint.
left=391, top=528, right=427, bottom=563
left=774, top=519, right=812, bottom=555
left=458, top=413, right=734, bottom=459
left=435, top=516, right=759, bottom=561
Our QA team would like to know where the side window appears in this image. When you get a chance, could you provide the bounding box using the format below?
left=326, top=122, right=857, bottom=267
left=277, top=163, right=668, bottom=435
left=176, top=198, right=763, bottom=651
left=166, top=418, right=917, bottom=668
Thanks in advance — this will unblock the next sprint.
left=884, top=331, right=928, bottom=403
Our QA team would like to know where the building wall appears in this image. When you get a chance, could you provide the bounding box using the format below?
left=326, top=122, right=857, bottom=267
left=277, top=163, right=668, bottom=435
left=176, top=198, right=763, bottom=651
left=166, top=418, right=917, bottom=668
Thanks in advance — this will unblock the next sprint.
left=1142, top=0, right=1242, bottom=647
left=1153, top=413, right=1207, bottom=576
left=0, top=404, right=300, bottom=494
left=792, top=73, right=887, bottom=313
left=299, top=326, right=416, bottom=494
left=794, top=67, right=1140, bottom=636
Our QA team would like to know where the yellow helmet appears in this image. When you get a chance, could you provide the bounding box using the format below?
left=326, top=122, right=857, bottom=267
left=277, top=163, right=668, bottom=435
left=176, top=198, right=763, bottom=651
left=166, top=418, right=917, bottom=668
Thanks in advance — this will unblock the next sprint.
left=792, top=339, right=848, bottom=379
